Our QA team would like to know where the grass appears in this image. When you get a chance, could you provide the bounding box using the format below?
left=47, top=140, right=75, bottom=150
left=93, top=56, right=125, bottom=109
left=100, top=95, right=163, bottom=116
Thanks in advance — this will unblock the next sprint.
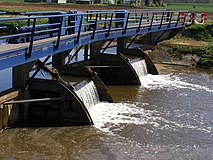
left=164, top=3, right=213, bottom=13
left=0, top=1, right=213, bottom=13
left=161, top=23, right=213, bottom=68
left=0, top=0, right=25, bottom=2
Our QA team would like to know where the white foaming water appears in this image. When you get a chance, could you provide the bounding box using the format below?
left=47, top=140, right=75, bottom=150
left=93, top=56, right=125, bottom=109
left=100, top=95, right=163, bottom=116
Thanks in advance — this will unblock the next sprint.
left=88, top=72, right=212, bottom=134
left=90, top=102, right=211, bottom=134
left=139, top=74, right=213, bottom=93
left=128, top=58, right=212, bottom=93
left=90, top=102, right=146, bottom=133
left=129, top=58, right=148, bottom=77
left=74, top=80, right=100, bottom=110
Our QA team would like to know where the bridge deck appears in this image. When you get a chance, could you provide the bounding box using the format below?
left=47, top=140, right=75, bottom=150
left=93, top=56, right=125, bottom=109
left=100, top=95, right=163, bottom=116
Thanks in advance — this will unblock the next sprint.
left=0, top=10, right=195, bottom=70
left=0, top=22, right=177, bottom=54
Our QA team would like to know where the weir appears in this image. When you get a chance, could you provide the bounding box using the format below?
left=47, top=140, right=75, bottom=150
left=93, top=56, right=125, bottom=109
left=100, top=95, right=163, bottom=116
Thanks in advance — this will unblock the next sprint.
left=74, top=80, right=100, bottom=110
left=129, top=58, right=148, bottom=77
left=0, top=9, right=203, bottom=130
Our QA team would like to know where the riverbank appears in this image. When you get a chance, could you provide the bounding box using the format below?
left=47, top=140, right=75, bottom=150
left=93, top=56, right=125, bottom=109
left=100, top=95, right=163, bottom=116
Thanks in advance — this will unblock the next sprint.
left=148, top=24, right=213, bottom=69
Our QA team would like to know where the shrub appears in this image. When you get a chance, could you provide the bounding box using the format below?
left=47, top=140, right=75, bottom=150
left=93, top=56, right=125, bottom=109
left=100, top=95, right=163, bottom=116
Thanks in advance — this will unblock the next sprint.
left=183, top=24, right=213, bottom=41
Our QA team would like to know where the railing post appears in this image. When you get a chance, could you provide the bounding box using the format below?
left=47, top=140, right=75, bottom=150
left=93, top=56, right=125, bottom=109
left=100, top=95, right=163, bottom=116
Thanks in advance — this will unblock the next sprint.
left=137, top=12, right=143, bottom=32
left=135, top=12, right=138, bottom=23
left=27, top=18, right=36, bottom=59
left=155, top=13, right=158, bottom=21
left=191, top=12, right=195, bottom=24
left=122, top=12, right=129, bottom=34
left=67, top=10, right=77, bottom=34
left=158, top=12, right=164, bottom=29
left=105, top=13, right=113, bottom=37
left=166, top=12, right=170, bottom=22
left=104, top=13, right=108, bottom=29
left=86, top=11, right=89, bottom=22
left=27, top=15, right=30, bottom=42
left=182, top=12, right=187, bottom=26
left=148, top=13, right=154, bottom=31
left=99, top=12, right=102, bottom=20
left=175, top=12, right=181, bottom=27
left=146, top=13, right=149, bottom=22
left=91, top=13, right=98, bottom=40
left=75, top=15, right=83, bottom=44
left=167, top=12, right=173, bottom=28
left=55, top=16, right=64, bottom=50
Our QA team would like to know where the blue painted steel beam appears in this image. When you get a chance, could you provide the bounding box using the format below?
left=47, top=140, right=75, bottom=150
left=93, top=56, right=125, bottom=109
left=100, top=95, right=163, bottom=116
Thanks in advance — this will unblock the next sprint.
left=0, top=10, right=191, bottom=71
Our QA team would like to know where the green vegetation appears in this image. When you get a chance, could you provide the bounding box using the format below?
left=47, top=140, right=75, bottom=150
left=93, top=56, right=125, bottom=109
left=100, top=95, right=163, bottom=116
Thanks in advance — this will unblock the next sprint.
left=0, top=1, right=212, bottom=14
left=164, top=3, right=213, bottom=13
left=197, top=55, right=213, bottom=68
left=0, top=0, right=24, bottom=2
left=197, top=45, right=213, bottom=68
left=163, top=24, right=213, bottom=68
left=184, top=24, right=213, bottom=41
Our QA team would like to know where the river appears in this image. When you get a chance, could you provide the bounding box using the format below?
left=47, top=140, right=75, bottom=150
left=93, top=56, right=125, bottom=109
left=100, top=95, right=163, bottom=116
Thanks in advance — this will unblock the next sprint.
left=0, top=65, right=213, bottom=159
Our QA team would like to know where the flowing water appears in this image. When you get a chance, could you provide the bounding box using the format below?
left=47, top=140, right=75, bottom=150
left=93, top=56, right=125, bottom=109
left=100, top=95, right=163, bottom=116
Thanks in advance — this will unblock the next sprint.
left=0, top=64, right=213, bottom=160
left=74, top=80, right=100, bottom=110
left=129, top=58, right=148, bottom=77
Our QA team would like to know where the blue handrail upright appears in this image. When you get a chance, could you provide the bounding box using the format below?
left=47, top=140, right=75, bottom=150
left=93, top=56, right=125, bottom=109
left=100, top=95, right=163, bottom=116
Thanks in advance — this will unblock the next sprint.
left=122, top=12, right=130, bottom=34
left=168, top=12, right=173, bottom=28
left=55, top=16, right=64, bottom=50
left=75, top=15, right=83, bottom=44
left=67, top=10, right=77, bottom=34
left=137, top=13, right=143, bottom=32
left=106, top=13, right=113, bottom=37
left=159, top=12, right=164, bottom=29
left=149, top=13, right=155, bottom=31
left=91, top=14, right=98, bottom=40
left=27, top=18, right=36, bottom=59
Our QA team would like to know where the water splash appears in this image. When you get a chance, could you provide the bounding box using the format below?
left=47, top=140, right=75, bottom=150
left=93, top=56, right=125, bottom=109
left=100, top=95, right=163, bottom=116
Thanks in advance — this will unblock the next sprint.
left=89, top=102, right=148, bottom=133
left=89, top=73, right=212, bottom=134
left=139, top=74, right=213, bottom=93
left=89, top=102, right=212, bottom=135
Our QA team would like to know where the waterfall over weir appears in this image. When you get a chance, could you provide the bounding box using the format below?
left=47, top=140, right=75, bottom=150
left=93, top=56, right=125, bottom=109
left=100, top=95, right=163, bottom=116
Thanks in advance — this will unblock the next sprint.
left=74, top=81, right=100, bottom=110
left=129, top=58, right=148, bottom=77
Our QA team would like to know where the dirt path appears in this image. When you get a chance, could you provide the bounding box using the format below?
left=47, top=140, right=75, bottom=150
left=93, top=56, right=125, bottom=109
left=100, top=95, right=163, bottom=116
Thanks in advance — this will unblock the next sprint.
left=0, top=2, right=141, bottom=12
left=0, top=2, right=212, bottom=19
left=163, top=39, right=210, bottom=48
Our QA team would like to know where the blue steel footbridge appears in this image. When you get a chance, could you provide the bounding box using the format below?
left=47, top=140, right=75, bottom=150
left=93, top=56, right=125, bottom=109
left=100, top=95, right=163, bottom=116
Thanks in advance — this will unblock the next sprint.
left=0, top=10, right=201, bottom=70
left=0, top=10, right=205, bottom=129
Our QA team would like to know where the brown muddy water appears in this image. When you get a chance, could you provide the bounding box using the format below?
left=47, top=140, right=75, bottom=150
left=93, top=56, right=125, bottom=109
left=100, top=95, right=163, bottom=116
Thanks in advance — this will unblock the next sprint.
left=0, top=65, right=213, bottom=160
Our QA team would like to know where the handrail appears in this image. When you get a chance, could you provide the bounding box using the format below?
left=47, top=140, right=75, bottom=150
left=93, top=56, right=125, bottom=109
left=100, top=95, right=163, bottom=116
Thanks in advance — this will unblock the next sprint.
left=0, top=10, right=189, bottom=22
left=27, top=18, right=36, bottom=58
left=0, top=10, right=193, bottom=42
left=0, top=10, right=202, bottom=71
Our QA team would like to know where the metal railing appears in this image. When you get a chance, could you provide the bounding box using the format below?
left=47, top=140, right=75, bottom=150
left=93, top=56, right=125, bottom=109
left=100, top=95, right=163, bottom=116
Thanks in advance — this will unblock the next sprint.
left=0, top=10, right=204, bottom=63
